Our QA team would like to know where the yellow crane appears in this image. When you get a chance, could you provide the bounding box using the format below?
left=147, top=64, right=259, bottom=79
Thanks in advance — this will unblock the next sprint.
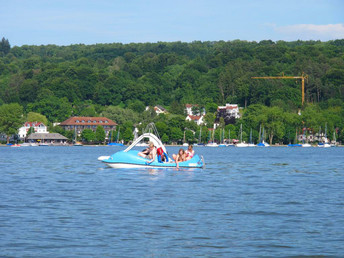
left=252, top=72, right=308, bottom=106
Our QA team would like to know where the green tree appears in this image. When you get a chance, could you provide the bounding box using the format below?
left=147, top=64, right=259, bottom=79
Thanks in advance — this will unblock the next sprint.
left=161, top=133, right=169, bottom=143
left=0, top=37, right=10, bottom=55
left=26, top=112, right=48, bottom=125
left=170, top=127, right=183, bottom=142
left=81, top=129, right=95, bottom=142
left=95, top=125, right=106, bottom=144
left=123, top=127, right=133, bottom=143
left=26, top=126, right=35, bottom=138
left=0, top=103, right=24, bottom=143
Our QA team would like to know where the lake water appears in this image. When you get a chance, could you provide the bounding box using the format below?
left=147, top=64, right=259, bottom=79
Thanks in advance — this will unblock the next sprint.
left=1, top=146, right=344, bottom=257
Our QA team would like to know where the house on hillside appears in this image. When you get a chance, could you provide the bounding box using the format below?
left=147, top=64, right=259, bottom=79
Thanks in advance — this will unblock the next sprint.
left=59, top=116, right=117, bottom=136
left=215, top=104, right=240, bottom=125
left=18, top=122, right=49, bottom=140
left=185, top=104, right=205, bottom=116
left=186, top=115, right=204, bottom=126
left=145, top=105, right=168, bottom=115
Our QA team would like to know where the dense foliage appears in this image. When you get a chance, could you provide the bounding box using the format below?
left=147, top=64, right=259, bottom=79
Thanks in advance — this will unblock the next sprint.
left=0, top=38, right=344, bottom=144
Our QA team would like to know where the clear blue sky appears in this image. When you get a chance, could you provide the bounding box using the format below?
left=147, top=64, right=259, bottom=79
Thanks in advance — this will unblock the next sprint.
left=1, top=0, right=343, bottom=46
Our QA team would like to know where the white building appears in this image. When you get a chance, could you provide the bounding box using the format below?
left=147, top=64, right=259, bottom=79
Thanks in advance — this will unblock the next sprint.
left=145, top=105, right=168, bottom=115
left=18, top=122, right=49, bottom=139
left=217, top=104, right=241, bottom=119
left=185, top=104, right=205, bottom=116
left=186, top=115, right=204, bottom=126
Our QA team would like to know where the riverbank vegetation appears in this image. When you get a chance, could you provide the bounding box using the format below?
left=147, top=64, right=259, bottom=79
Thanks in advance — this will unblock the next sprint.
left=0, top=38, right=343, bottom=144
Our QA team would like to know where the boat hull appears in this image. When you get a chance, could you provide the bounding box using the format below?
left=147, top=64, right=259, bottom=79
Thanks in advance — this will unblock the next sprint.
left=102, top=150, right=204, bottom=169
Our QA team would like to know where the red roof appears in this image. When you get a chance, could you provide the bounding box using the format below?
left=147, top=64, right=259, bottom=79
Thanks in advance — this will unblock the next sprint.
left=218, top=105, right=238, bottom=110
left=60, top=117, right=117, bottom=126
left=24, top=122, right=44, bottom=127
left=187, top=115, right=202, bottom=121
left=185, top=104, right=199, bottom=108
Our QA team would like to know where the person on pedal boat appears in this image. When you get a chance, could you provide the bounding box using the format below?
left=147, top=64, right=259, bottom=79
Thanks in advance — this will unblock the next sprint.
left=138, top=141, right=157, bottom=163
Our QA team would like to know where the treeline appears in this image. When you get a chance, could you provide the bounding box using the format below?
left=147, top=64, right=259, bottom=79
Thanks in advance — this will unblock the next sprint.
left=0, top=38, right=344, bottom=144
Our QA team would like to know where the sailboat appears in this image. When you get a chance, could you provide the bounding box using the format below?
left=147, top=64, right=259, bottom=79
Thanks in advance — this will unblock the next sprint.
left=331, top=131, right=337, bottom=147
left=206, top=128, right=218, bottom=147
left=302, top=128, right=311, bottom=147
left=194, top=127, right=204, bottom=146
left=236, top=124, right=248, bottom=147
left=318, top=124, right=330, bottom=148
left=227, top=129, right=235, bottom=147
left=256, top=126, right=269, bottom=147
left=218, top=129, right=226, bottom=147
left=108, top=127, right=124, bottom=146
left=288, top=128, right=302, bottom=147
left=248, top=128, right=255, bottom=147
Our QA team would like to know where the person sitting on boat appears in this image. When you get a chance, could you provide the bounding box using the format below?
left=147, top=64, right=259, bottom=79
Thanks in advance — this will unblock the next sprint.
left=185, top=145, right=195, bottom=161
left=138, top=142, right=157, bottom=163
left=157, top=147, right=168, bottom=163
left=172, top=148, right=186, bottom=169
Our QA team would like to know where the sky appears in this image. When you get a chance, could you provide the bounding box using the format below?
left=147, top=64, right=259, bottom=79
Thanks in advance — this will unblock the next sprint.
left=1, top=0, right=343, bottom=46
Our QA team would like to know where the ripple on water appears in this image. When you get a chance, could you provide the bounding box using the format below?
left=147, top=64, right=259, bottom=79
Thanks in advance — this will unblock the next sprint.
left=0, top=146, right=344, bottom=256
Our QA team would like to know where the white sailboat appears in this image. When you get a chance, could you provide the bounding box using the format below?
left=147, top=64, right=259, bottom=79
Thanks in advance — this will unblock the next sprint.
left=302, top=128, right=311, bottom=147
left=236, top=124, right=248, bottom=147
left=318, top=123, right=330, bottom=148
left=206, top=128, right=218, bottom=147
left=248, top=128, right=255, bottom=147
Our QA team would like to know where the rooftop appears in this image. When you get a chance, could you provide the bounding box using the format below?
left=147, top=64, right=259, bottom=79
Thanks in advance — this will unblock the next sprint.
left=60, top=116, right=117, bottom=126
left=27, top=133, right=68, bottom=140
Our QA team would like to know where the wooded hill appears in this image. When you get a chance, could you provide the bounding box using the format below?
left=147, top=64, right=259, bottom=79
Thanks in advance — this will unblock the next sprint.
left=0, top=38, right=344, bottom=144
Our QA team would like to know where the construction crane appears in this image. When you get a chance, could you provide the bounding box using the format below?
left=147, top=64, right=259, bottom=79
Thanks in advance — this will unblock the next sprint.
left=252, top=72, right=308, bottom=106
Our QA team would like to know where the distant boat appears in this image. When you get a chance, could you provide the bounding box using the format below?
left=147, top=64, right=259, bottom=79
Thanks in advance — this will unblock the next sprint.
left=331, top=131, right=337, bottom=147
left=248, top=128, right=255, bottom=147
left=108, top=142, right=124, bottom=146
left=205, top=142, right=218, bottom=147
left=10, top=144, right=21, bottom=148
left=74, top=141, right=83, bottom=146
left=108, top=128, right=124, bottom=146
left=206, top=127, right=218, bottom=147
left=257, top=125, right=269, bottom=147
left=318, top=123, right=331, bottom=148
left=236, top=124, right=248, bottom=147
left=302, top=128, right=312, bottom=147
left=288, top=143, right=302, bottom=147
left=218, top=129, right=226, bottom=147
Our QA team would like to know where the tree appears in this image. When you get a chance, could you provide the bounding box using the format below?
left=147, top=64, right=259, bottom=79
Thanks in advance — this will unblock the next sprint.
left=95, top=125, right=106, bottom=144
left=170, top=127, right=183, bottom=142
left=25, top=126, right=35, bottom=140
left=0, top=37, right=10, bottom=55
left=0, top=103, right=24, bottom=143
left=26, top=112, right=48, bottom=125
left=81, top=129, right=95, bottom=143
left=123, top=127, right=133, bottom=143
left=161, top=133, right=169, bottom=143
